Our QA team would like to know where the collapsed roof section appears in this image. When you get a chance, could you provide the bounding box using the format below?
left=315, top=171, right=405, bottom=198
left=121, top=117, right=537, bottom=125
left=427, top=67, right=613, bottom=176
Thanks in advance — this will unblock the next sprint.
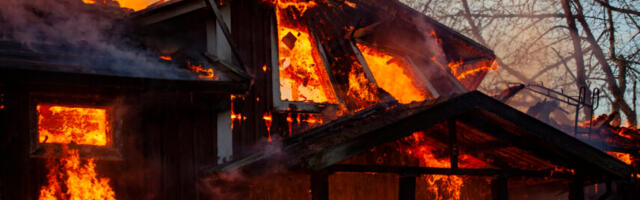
left=211, top=91, right=631, bottom=180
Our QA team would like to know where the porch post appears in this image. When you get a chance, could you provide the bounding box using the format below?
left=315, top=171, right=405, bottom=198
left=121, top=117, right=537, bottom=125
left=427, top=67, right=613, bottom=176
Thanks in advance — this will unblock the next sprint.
left=491, top=175, right=508, bottom=200
left=569, top=175, right=585, bottom=200
left=398, top=175, right=416, bottom=200
left=311, top=171, right=329, bottom=200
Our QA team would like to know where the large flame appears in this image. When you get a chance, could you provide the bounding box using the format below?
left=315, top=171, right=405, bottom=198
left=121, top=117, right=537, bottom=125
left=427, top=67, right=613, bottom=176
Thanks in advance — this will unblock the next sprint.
left=448, top=60, right=498, bottom=81
left=37, top=105, right=109, bottom=146
left=82, top=0, right=161, bottom=11
left=39, top=146, right=116, bottom=200
left=404, top=132, right=463, bottom=200
left=356, top=43, right=427, bottom=104
left=275, top=0, right=338, bottom=103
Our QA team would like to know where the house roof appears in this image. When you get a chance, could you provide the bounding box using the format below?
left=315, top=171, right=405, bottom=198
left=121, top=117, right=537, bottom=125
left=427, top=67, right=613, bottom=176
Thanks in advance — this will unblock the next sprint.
left=0, top=40, right=248, bottom=93
left=210, top=91, right=631, bottom=180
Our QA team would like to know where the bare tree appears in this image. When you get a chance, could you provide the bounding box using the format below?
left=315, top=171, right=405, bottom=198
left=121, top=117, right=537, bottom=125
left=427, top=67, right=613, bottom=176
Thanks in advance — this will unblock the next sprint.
left=401, top=0, right=640, bottom=127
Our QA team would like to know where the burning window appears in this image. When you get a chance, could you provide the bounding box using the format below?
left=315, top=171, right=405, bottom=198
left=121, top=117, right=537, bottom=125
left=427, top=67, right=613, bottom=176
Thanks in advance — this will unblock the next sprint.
left=34, top=104, right=117, bottom=200
left=275, top=0, right=338, bottom=104
left=355, top=43, right=429, bottom=104
left=37, top=104, right=110, bottom=146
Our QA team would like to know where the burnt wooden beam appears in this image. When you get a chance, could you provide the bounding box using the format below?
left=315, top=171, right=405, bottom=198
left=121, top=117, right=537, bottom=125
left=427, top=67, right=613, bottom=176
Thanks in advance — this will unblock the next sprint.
left=327, top=164, right=573, bottom=178
left=398, top=175, right=416, bottom=200
left=491, top=175, right=508, bottom=200
left=311, top=171, right=330, bottom=200
left=0, top=67, right=248, bottom=94
left=131, top=0, right=207, bottom=26
left=203, top=53, right=251, bottom=81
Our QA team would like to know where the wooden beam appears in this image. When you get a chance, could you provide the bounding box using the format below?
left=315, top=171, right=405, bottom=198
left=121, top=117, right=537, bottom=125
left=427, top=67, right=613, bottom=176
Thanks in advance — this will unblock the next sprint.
left=311, top=171, right=329, bottom=200
left=204, top=0, right=249, bottom=76
left=398, top=175, right=416, bottom=200
left=133, top=0, right=206, bottom=26
left=327, top=164, right=573, bottom=178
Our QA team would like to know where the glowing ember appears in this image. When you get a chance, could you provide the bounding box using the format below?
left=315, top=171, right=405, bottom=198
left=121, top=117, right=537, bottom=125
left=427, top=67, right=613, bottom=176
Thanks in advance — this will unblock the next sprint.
left=356, top=43, right=427, bottom=104
left=403, top=132, right=463, bottom=199
left=275, top=0, right=338, bottom=103
left=347, top=63, right=379, bottom=106
left=159, top=55, right=172, bottom=61
left=448, top=60, right=498, bottom=81
left=263, top=113, right=273, bottom=142
left=608, top=152, right=632, bottom=165
left=37, top=105, right=109, bottom=146
left=187, top=62, right=216, bottom=80
left=39, top=146, right=115, bottom=200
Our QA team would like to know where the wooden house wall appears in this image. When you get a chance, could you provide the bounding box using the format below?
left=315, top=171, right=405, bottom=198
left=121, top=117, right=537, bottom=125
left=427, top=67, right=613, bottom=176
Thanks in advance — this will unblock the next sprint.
left=229, top=0, right=276, bottom=157
left=0, top=84, right=225, bottom=200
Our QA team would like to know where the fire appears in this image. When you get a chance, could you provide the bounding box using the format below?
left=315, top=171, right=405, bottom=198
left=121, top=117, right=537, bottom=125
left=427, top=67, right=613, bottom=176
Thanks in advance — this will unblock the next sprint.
left=347, top=63, right=379, bottom=106
left=448, top=60, right=498, bottom=81
left=159, top=55, right=172, bottom=61
left=37, top=105, right=109, bottom=146
left=403, top=132, right=463, bottom=200
left=263, top=113, right=273, bottom=142
left=82, top=0, right=161, bottom=11
left=356, top=43, right=427, bottom=104
left=187, top=62, right=216, bottom=80
left=275, top=0, right=338, bottom=103
left=608, top=152, right=632, bottom=165
left=39, top=146, right=116, bottom=200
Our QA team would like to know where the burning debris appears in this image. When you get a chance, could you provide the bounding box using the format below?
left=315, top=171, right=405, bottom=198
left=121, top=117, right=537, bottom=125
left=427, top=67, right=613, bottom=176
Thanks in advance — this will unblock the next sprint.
left=39, top=146, right=116, bottom=200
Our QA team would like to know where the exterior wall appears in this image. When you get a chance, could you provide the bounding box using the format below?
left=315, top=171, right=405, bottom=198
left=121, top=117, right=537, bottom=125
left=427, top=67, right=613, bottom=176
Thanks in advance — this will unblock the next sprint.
left=0, top=85, right=227, bottom=199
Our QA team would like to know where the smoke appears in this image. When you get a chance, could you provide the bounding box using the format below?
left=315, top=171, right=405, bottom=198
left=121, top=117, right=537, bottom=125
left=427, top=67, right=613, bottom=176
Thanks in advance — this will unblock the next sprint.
left=199, top=139, right=289, bottom=199
left=0, top=0, right=189, bottom=79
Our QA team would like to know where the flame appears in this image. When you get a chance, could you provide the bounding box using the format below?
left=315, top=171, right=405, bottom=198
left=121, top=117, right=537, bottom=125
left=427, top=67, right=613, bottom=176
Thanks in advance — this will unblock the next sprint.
left=187, top=62, right=216, bottom=80
left=82, top=0, right=161, bottom=11
left=356, top=43, right=427, bottom=104
left=343, top=0, right=356, bottom=8
left=403, top=132, right=463, bottom=200
left=347, top=63, right=379, bottom=105
left=608, top=152, right=632, bottom=165
left=275, top=0, right=338, bottom=103
left=37, top=105, right=109, bottom=146
left=448, top=60, right=498, bottom=81
left=39, top=146, right=116, bottom=200
left=263, top=113, right=273, bottom=142
left=159, top=55, right=172, bottom=61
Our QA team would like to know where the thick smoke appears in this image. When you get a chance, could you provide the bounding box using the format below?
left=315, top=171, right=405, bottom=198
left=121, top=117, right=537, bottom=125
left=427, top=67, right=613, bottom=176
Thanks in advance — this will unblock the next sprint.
left=0, top=0, right=190, bottom=79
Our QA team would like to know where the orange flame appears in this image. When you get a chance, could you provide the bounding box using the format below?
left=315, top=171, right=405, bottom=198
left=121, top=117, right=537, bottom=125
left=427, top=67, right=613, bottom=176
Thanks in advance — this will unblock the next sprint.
left=448, top=60, right=498, bottom=81
left=356, top=43, right=427, bottom=104
left=403, top=132, right=463, bottom=199
left=159, top=55, right=172, bottom=61
left=275, top=0, right=338, bottom=103
left=82, top=0, right=161, bottom=11
left=347, top=62, right=379, bottom=106
left=608, top=152, right=632, bottom=165
left=187, top=62, right=216, bottom=80
left=37, top=105, right=109, bottom=146
left=263, top=113, right=273, bottom=142
left=39, top=146, right=116, bottom=200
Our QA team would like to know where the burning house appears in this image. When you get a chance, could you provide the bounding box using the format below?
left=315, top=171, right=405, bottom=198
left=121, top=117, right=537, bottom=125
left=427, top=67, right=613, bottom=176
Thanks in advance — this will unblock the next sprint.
left=0, top=0, right=637, bottom=199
